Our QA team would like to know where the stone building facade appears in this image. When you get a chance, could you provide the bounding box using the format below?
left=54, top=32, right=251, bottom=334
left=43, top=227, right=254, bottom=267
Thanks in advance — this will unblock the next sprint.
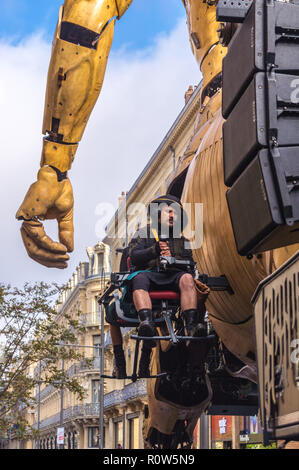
left=7, top=241, right=148, bottom=450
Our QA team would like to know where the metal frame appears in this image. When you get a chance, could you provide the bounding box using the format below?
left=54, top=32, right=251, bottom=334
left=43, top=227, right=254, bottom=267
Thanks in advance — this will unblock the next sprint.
left=99, top=277, right=217, bottom=382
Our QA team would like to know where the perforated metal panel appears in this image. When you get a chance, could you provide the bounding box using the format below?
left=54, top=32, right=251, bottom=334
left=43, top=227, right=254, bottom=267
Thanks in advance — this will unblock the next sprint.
left=216, top=0, right=253, bottom=22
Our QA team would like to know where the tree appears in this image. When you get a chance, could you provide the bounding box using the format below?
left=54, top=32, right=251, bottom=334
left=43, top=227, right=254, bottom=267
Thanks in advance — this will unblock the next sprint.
left=0, top=282, right=90, bottom=440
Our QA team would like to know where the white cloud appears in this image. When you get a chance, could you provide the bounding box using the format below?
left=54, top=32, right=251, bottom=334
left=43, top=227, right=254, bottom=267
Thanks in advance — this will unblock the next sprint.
left=0, top=18, right=200, bottom=286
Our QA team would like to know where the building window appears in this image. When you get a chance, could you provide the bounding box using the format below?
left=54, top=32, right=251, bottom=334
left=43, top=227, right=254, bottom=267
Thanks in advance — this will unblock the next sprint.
left=97, top=252, right=104, bottom=273
left=92, top=379, right=100, bottom=403
left=93, top=335, right=101, bottom=357
left=73, top=431, right=78, bottom=449
left=114, top=419, right=123, bottom=449
left=88, top=427, right=99, bottom=448
left=128, top=417, right=139, bottom=449
left=90, top=253, right=95, bottom=275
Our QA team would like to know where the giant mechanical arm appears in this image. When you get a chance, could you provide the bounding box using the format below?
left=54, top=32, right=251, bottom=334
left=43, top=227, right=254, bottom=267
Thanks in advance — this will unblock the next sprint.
left=16, top=0, right=133, bottom=268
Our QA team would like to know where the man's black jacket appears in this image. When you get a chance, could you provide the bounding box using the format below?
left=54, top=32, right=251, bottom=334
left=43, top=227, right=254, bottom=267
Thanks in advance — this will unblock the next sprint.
left=128, top=225, right=195, bottom=271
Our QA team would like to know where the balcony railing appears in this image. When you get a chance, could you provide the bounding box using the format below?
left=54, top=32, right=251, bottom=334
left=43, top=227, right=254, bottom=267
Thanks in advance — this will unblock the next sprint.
left=104, top=380, right=146, bottom=408
left=35, top=381, right=147, bottom=430
left=34, top=403, right=99, bottom=429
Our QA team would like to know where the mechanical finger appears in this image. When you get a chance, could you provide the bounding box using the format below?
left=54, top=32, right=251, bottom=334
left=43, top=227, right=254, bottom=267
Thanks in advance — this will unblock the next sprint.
left=58, top=207, right=74, bottom=252
left=26, top=254, right=68, bottom=270
left=21, top=226, right=69, bottom=267
left=22, top=220, right=68, bottom=254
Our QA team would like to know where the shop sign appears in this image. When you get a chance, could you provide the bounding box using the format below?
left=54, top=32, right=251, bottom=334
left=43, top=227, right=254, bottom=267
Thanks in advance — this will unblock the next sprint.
left=219, top=417, right=227, bottom=435
left=57, top=427, right=64, bottom=445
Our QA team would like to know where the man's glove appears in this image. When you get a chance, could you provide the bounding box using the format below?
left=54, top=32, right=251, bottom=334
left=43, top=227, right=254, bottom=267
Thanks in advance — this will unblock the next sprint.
left=16, top=166, right=74, bottom=269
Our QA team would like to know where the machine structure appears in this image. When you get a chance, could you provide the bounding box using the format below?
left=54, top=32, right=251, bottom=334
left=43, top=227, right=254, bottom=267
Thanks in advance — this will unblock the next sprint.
left=16, top=0, right=299, bottom=448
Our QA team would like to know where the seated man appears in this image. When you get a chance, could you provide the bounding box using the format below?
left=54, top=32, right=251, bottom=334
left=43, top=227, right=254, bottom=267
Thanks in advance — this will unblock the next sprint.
left=111, top=194, right=205, bottom=379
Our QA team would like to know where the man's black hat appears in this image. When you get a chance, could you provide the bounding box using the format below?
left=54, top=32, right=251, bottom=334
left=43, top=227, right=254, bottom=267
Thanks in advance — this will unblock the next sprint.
left=147, top=194, right=188, bottom=230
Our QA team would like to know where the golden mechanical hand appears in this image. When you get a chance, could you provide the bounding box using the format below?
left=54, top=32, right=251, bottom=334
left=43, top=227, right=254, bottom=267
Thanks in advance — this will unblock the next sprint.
left=16, top=166, right=74, bottom=269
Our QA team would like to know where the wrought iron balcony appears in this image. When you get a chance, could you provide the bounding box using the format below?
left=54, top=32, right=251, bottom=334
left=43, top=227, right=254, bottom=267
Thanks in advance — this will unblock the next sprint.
left=35, top=381, right=146, bottom=430
left=104, top=380, right=146, bottom=408
left=36, top=403, right=101, bottom=429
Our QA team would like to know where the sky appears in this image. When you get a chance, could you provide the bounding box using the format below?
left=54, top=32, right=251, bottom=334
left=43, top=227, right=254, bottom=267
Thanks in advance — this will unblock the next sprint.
left=0, top=0, right=201, bottom=287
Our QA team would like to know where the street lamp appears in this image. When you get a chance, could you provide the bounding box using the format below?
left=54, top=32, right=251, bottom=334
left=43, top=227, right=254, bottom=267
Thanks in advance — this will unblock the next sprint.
left=58, top=341, right=65, bottom=449
left=99, top=303, right=105, bottom=450
left=53, top=337, right=105, bottom=450
left=37, top=360, right=41, bottom=449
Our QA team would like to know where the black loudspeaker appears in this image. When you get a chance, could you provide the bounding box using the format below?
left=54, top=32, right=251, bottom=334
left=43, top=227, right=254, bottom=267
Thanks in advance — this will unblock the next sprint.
left=221, top=0, right=299, bottom=255
left=222, top=0, right=299, bottom=119
left=226, top=147, right=299, bottom=255
left=223, top=73, right=266, bottom=187
left=222, top=0, right=264, bottom=119
left=224, top=72, right=299, bottom=187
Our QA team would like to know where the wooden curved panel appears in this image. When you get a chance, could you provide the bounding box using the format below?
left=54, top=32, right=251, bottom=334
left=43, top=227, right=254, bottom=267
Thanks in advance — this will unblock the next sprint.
left=181, top=91, right=267, bottom=362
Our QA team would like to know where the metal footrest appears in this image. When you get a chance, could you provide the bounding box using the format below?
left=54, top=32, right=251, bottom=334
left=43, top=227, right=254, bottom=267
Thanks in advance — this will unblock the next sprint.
left=131, top=334, right=216, bottom=343
left=101, top=372, right=167, bottom=381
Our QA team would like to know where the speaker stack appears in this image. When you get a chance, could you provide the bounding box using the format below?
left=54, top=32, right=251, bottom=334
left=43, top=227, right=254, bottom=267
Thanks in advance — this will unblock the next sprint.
left=217, top=0, right=299, bottom=255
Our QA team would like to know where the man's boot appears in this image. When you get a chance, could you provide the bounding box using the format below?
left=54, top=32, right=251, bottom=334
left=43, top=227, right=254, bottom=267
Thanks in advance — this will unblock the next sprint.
left=138, top=345, right=152, bottom=378
left=112, top=345, right=127, bottom=379
left=138, top=309, right=157, bottom=348
left=182, top=309, right=206, bottom=338
left=183, top=309, right=208, bottom=370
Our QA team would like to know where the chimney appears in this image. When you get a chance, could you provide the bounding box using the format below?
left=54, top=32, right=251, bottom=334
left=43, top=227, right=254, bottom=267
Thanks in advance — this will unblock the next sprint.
left=118, top=191, right=127, bottom=207
left=184, top=85, right=194, bottom=105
